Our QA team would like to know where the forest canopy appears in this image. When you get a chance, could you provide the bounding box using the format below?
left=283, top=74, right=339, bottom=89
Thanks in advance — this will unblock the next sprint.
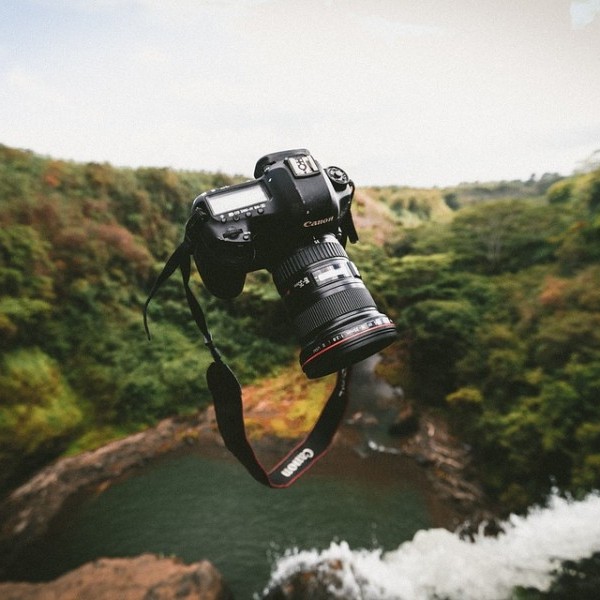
left=1, top=143, right=599, bottom=512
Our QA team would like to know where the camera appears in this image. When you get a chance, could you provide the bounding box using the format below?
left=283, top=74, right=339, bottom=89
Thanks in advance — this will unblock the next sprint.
left=186, top=149, right=397, bottom=379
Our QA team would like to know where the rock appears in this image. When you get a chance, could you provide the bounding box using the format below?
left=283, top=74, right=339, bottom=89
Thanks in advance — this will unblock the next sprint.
left=0, top=554, right=232, bottom=600
left=0, top=412, right=219, bottom=575
left=388, top=403, right=419, bottom=437
left=263, top=571, right=332, bottom=600
left=263, top=560, right=345, bottom=600
left=345, top=411, right=379, bottom=427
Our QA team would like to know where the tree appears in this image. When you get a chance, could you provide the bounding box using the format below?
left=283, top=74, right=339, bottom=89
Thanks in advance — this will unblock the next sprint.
left=0, top=349, right=82, bottom=487
left=400, top=298, right=480, bottom=402
left=450, top=201, right=570, bottom=274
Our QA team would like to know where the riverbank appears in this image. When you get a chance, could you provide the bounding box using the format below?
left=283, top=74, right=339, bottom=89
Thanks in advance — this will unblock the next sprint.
left=0, top=554, right=232, bottom=600
left=0, top=357, right=491, bottom=594
left=0, top=408, right=480, bottom=578
left=0, top=411, right=222, bottom=576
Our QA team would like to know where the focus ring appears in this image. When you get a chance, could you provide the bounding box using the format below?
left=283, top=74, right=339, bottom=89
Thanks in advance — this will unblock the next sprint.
left=293, top=286, right=375, bottom=340
left=273, top=242, right=347, bottom=289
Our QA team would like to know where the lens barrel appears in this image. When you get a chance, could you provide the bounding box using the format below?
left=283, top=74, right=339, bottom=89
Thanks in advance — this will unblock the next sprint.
left=272, top=235, right=397, bottom=379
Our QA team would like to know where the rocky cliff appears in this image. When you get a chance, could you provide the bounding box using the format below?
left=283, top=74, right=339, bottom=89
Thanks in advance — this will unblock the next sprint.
left=0, top=411, right=220, bottom=577
left=0, top=554, right=232, bottom=600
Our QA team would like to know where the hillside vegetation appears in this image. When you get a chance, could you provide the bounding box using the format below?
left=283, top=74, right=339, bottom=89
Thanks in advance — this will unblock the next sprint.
left=360, top=167, right=600, bottom=511
left=0, top=145, right=293, bottom=489
left=1, top=143, right=599, bottom=513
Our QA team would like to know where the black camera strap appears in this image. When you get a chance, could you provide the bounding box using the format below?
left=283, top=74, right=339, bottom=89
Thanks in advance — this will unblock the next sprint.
left=143, top=233, right=349, bottom=488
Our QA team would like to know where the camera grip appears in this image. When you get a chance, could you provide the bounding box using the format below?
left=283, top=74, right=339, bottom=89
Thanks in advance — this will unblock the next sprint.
left=193, top=252, right=246, bottom=299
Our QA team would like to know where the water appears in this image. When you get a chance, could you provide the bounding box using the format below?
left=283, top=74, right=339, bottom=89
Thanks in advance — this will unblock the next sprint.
left=265, top=492, right=600, bottom=599
left=10, top=355, right=600, bottom=598
left=13, top=450, right=433, bottom=597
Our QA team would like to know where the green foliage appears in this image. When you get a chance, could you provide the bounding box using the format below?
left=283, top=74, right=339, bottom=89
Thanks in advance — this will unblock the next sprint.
left=440, top=174, right=560, bottom=205
left=449, top=200, right=571, bottom=274
left=371, top=166, right=600, bottom=512
left=1, top=143, right=599, bottom=515
left=515, top=552, right=600, bottom=599
left=446, top=386, right=483, bottom=407
left=0, top=349, right=82, bottom=487
left=580, top=168, right=600, bottom=212
left=547, top=178, right=573, bottom=204
left=441, top=264, right=600, bottom=509
left=400, top=298, right=480, bottom=402
left=368, top=186, right=453, bottom=226
left=0, top=145, right=290, bottom=490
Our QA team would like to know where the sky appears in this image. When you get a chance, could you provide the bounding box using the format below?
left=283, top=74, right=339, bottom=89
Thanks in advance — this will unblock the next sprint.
left=0, top=0, right=599, bottom=187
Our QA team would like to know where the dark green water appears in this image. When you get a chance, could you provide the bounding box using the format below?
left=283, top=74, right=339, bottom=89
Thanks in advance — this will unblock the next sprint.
left=13, top=448, right=433, bottom=598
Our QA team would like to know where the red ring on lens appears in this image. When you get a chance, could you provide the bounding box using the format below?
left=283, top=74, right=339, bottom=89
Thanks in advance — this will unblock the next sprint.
left=301, top=321, right=395, bottom=370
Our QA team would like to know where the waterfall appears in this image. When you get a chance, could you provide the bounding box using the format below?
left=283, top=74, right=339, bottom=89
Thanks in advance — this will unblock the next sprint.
left=264, top=492, right=600, bottom=599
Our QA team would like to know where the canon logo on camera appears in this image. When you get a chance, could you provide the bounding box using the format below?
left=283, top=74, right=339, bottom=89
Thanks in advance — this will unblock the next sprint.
left=303, top=216, right=334, bottom=228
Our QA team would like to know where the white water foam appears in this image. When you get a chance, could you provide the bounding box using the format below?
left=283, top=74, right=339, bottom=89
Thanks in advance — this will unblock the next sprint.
left=264, top=492, right=600, bottom=599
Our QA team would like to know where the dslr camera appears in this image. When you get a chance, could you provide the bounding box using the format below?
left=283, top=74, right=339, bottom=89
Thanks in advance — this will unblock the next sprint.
left=187, top=149, right=397, bottom=379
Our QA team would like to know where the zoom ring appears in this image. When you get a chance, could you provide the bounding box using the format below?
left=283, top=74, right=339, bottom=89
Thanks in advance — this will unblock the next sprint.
left=273, top=242, right=348, bottom=289
left=293, top=286, right=376, bottom=341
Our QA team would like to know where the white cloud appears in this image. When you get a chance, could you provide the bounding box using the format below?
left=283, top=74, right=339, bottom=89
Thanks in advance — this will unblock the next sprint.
left=362, top=15, right=447, bottom=45
left=5, top=67, right=69, bottom=108
left=32, top=0, right=131, bottom=11
left=0, top=0, right=598, bottom=186
left=570, top=0, right=600, bottom=28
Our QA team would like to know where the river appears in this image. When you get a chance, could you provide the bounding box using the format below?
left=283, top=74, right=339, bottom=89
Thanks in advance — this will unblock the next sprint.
left=265, top=492, right=600, bottom=599
left=7, top=356, right=453, bottom=597
left=12, top=449, right=439, bottom=596
left=6, top=357, right=600, bottom=598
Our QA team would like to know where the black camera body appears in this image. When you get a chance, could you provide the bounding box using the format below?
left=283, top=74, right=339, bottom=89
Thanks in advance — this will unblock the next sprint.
left=189, top=149, right=355, bottom=299
left=188, top=149, right=397, bottom=378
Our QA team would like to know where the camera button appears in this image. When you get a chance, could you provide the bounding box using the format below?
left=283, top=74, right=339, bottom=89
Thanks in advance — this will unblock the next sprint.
left=326, top=166, right=350, bottom=190
left=223, top=227, right=243, bottom=239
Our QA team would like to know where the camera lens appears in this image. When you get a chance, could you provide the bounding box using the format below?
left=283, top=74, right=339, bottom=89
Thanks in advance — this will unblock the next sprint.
left=272, top=234, right=397, bottom=379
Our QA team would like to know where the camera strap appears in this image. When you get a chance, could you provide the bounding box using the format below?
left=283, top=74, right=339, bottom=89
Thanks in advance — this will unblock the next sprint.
left=143, top=232, right=349, bottom=488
